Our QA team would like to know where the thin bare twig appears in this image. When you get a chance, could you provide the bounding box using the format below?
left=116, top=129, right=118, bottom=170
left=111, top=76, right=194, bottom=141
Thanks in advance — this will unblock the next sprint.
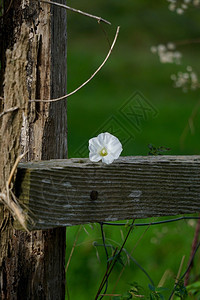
left=184, top=216, right=200, bottom=286
left=0, top=106, right=19, bottom=118
left=0, top=0, right=13, bottom=18
left=110, top=224, right=150, bottom=299
left=158, top=270, right=174, bottom=288
left=95, top=247, right=119, bottom=300
left=171, top=255, right=185, bottom=300
left=30, top=26, right=120, bottom=103
left=0, top=152, right=30, bottom=232
left=66, top=225, right=83, bottom=273
left=180, top=99, right=200, bottom=148
left=7, top=152, right=27, bottom=189
left=99, top=294, right=121, bottom=297
left=39, top=0, right=111, bottom=25
left=175, top=38, right=200, bottom=47
left=0, top=215, right=9, bottom=233
left=95, top=219, right=135, bottom=300
left=94, top=241, right=154, bottom=286
left=65, top=225, right=83, bottom=300
left=98, top=22, right=112, bottom=48
left=169, top=239, right=200, bottom=299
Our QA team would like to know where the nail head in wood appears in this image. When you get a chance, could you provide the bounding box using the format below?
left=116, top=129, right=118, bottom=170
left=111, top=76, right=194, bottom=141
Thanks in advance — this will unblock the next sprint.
left=90, top=190, right=98, bottom=201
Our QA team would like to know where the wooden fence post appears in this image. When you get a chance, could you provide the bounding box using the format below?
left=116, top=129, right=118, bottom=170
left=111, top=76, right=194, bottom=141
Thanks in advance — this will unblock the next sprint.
left=0, top=0, right=67, bottom=298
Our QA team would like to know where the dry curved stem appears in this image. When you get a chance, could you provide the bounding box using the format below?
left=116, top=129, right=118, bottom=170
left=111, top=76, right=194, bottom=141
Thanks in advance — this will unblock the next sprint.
left=0, top=0, right=13, bottom=18
left=110, top=224, right=150, bottom=298
left=30, top=26, right=120, bottom=103
left=95, top=220, right=135, bottom=300
left=0, top=152, right=30, bottom=232
left=65, top=225, right=83, bottom=299
left=175, top=37, right=200, bottom=47
left=0, top=106, right=19, bottom=118
left=65, top=225, right=83, bottom=273
left=171, top=255, right=185, bottom=300
left=184, top=216, right=200, bottom=286
left=38, top=0, right=111, bottom=25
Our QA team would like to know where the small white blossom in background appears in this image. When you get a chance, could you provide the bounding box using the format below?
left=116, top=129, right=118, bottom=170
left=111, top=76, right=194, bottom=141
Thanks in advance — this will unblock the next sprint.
left=171, top=66, right=200, bottom=91
left=89, top=132, right=123, bottom=164
left=150, top=43, right=182, bottom=64
left=193, top=0, right=200, bottom=6
left=167, top=0, right=200, bottom=14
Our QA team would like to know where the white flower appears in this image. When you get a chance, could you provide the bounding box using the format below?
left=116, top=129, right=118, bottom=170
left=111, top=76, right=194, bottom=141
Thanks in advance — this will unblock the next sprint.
left=167, top=42, right=175, bottom=50
left=168, top=3, right=176, bottom=11
left=157, top=44, right=166, bottom=52
left=150, top=46, right=157, bottom=53
left=176, top=7, right=184, bottom=14
left=89, top=132, right=123, bottom=164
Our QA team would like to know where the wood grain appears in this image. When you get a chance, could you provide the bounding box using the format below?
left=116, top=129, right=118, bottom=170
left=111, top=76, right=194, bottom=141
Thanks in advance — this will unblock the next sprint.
left=16, top=155, right=200, bottom=230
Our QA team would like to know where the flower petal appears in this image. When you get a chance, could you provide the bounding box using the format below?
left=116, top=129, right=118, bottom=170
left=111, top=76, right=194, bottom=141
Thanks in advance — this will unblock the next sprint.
left=97, top=132, right=112, bottom=146
left=105, top=134, right=123, bottom=159
left=108, top=141, right=123, bottom=159
left=102, top=153, right=115, bottom=164
left=89, top=137, right=102, bottom=151
left=89, top=152, right=102, bottom=162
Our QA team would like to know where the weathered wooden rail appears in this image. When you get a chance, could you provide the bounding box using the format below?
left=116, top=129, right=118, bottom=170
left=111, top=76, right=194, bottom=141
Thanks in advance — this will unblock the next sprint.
left=15, top=155, right=200, bottom=230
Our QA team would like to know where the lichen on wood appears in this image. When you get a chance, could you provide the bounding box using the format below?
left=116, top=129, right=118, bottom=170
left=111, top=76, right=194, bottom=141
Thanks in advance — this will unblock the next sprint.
left=0, top=23, right=29, bottom=189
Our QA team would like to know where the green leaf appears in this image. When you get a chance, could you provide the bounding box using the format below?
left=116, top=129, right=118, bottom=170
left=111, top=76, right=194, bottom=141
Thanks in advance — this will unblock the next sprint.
left=148, top=284, right=155, bottom=292
left=155, top=287, right=168, bottom=293
left=174, top=279, right=188, bottom=299
left=187, top=281, right=200, bottom=291
left=119, top=292, right=132, bottom=300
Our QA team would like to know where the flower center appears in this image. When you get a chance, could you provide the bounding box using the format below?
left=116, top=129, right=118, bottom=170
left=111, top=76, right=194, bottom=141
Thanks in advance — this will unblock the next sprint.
left=99, top=147, right=108, bottom=157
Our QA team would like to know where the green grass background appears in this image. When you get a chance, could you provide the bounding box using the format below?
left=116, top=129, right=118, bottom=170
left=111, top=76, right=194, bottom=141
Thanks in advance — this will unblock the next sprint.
left=65, top=1, right=200, bottom=298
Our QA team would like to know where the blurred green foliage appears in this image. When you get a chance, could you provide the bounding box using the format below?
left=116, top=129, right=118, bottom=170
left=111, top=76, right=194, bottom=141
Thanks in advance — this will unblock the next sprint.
left=67, top=0, right=200, bottom=158
left=65, top=1, right=200, bottom=299
left=66, top=217, right=200, bottom=299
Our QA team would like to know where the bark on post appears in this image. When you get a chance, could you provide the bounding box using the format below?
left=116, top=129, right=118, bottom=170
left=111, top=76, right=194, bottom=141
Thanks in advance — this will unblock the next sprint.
left=0, top=0, right=67, bottom=298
